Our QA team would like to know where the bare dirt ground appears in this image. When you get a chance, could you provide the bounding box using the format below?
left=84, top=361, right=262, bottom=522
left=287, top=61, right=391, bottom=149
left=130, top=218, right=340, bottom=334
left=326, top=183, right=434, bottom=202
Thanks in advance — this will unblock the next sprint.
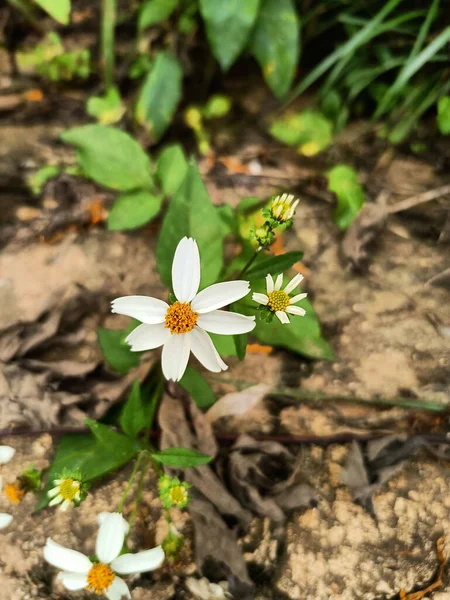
left=1, top=106, right=450, bottom=599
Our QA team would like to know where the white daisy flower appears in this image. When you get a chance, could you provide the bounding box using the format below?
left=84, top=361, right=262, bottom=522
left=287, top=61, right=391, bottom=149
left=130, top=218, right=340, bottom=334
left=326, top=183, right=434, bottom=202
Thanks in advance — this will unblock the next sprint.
left=48, top=477, right=82, bottom=511
left=44, top=512, right=165, bottom=599
left=252, top=273, right=307, bottom=324
left=0, top=445, right=15, bottom=530
left=112, top=237, right=256, bottom=381
left=270, top=193, right=299, bottom=223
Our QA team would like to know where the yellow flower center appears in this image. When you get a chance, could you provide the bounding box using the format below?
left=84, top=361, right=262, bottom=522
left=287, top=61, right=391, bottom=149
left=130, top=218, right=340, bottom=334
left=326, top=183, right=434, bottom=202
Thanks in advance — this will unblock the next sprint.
left=267, top=290, right=290, bottom=312
left=164, top=301, right=199, bottom=334
left=170, top=485, right=187, bottom=505
left=58, top=478, right=80, bottom=501
left=86, top=563, right=115, bottom=594
left=4, top=483, right=24, bottom=504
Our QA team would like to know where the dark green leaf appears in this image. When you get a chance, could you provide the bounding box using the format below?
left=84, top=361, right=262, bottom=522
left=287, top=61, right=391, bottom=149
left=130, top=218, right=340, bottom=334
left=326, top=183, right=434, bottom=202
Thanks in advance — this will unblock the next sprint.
left=135, top=52, right=182, bottom=141
left=327, top=165, right=365, bottom=230
left=98, top=324, right=141, bottom=374
left=180, top=366, right=216, bottom=409
left=249, top=0, right=299, bottom=98
left=120, top=380, right=147, bottom=438
left=199, top=0, right=260, bottom=70
left=216, top=204, right=237, bottom=237
left=246, top=251, right=304, bottom=281
left=139, top=0, right=178, bottom=30
left=156, top=160, right=225, bottom=289
left=152, top=447, right=212, bottom=467
left=156, top=144, right=188, bottom=196
left=34, top=0, right=71, bottom=24
left=61, top=125, right=152, bottom=191
left=108, top=190, right=162, bottom=231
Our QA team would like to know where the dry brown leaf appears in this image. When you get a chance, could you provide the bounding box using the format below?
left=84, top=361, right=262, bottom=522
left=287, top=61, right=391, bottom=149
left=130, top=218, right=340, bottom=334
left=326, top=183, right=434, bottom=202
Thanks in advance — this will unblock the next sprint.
left=399, top=537, right=447, bottom=600
left=205, top=384, right=269, bottom=424
left=219, top=156, right=251, bottom=175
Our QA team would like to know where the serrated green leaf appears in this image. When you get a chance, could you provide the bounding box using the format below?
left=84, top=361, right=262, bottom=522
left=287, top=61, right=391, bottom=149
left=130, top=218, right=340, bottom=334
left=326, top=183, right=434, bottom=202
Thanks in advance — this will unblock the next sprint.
left=135, top=52, right=182, bottom=141
left=199, top=0, right=260, bottom=70
left=156, top=160, right=225, bottom=289
left=270, top=110, right=333, bottom=156
left=327, top=165, right=365, bottom=230
left=156, top=144, right=188, bottom=196
left=120, top=380, right=147, bottom=438
left=180, top=366, right=216, bottom=409
left=139, top=0, right=178, bottom=30
left=437, top=96, right=450, bottom=135
left=152, top=447, right=212, bottom=467
left=246, top=251, right=304, bottom=281
left=98, top=323, right=141, bottom=374
left=61, top=125, right=152, bottom=191
left=34, top=0, right=71, bottom=24
left=108, top=190, right=162, bottom=231
left=249, top=0, right=299, bottom=98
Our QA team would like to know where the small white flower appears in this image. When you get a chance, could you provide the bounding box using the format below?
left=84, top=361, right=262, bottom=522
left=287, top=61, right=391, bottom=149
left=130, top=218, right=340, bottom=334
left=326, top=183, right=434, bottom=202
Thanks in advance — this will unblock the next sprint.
left=270, top=193, right=299, bottom=222
left=112, top=237, right=256, bottom=381
left=252, top=273, right=307, bottom=324
left=48, top=477, right=82, bottom=511
left=0, top=445, right=15, bottom=530
left=44, top=512, right=165, bottom=599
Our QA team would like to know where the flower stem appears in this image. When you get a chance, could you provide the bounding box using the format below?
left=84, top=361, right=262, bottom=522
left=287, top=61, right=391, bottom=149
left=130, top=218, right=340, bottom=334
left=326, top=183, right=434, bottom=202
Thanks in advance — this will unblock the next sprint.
left=237, top=246, right=263, bottom=278
left=116, top=452, right=144, bottom=513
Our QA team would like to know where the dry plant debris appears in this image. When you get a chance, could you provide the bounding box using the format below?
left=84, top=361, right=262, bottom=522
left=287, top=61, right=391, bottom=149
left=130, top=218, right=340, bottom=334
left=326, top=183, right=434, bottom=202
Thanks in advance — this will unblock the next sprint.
left=399, top=537, right=447, bottom=600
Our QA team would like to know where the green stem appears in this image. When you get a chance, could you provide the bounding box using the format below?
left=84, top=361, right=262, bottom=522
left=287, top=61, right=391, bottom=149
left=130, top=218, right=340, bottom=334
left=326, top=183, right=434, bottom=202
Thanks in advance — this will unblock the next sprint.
left=101, top=0, right=116, bottom=90
left=116, top=453, right=144, bottom=513
left=237, top=246, right=263, bottom=278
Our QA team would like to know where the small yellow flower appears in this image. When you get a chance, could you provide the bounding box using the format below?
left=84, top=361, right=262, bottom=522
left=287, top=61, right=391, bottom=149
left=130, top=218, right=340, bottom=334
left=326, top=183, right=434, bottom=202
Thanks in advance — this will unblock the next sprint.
left=48, top=478, right=81, bottom=511
left=252, top=273, right=307, bottom=324
left=270, top=193, right=299, bottom=223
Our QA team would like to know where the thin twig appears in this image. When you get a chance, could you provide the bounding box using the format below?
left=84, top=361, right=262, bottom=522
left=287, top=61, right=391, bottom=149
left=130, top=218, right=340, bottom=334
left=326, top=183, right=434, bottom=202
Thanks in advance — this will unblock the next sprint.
left=387, top=184, right=450, bottom=214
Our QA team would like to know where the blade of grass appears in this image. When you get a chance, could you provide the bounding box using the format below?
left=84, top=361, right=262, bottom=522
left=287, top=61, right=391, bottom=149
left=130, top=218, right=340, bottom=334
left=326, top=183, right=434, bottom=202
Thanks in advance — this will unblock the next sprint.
left=101, top=0, right=116, bottom=90
left=375, top=25, right=450, bottom=118
left=284, top=0, right=403, bottom=107
left=409, top=0, right=440, bottom=59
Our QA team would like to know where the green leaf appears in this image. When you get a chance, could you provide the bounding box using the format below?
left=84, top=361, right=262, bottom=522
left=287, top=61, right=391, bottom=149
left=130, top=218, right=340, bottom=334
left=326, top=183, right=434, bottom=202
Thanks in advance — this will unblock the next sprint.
left=209, top=333, right=237, bottom=357
left=108, top=190, right=162, bottom=231
left=438, top=96, right=450, bottom=135
left=98, top=323, right=141, bottom=374
left=27, top=165, right=60, bottom=196
left=61, top=125, right=152, bottom=191
left=199, top=0, right=260, bottom=70
left=156, top=159, right=225, bottom=289
left=152, top=447, right=213, bottom=467
left=135, top=52, right=182, bottom=141
left=327, top=165, right=365, bottom=231
left=249, top=0, right=299, bottom=98
left=156, top=144, right=188, bottom=196
left=34, top=0, right=71, bottom=24
left=238, top=283, right=333, bottom=360
left=180, top=366, right=216, bottom=409
left=234, top=333, right=248, bottom=361
left=270, top=110, right=333, bottom=156
left=139, top=0, right=178, bottom=30
left=120, top=380, right=147, bottom=438
left=201, top=95, right=232, bottom=119
left=86, top=87, right=126, bottom=125
left=216, top=204, right=237, bottom=237
left=246, top=251, right=304, bottom=281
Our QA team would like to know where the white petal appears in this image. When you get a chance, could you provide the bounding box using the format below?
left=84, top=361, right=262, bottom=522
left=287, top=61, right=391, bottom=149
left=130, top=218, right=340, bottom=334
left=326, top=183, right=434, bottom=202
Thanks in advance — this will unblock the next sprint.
left=197, top=311, right=256, bottom=335
left=172, top=237, right=201, bottom=302
left=57, top=572, right=88, bottom=591
left=191, top=281, right=250, bottom=313
left=289, top=293, right=307, bottom=304
left=125, top=323, right=170, bottom=352
left=0, top=446, right=15, bottom=464
left=111, top=296, right=168, bottom=324
left=284, top=274, right=304, bottom=294
left=188, top=327, right=227, bottom=373
left=97, top=512, right=130, bottom=536
left=48, top=486, right=61, bottom=499
left=44, top=539, right=91, bottom=573
left=252, top=293, right=268, bottom=305
left=106, top=576, right=131, bottom=600
left=161, top=333, right=191, bottom=381
left=0, top=475, right=3, bottom=493
left=265, top=274, right=274, bottom=294
left=49, top=494, right=63, bottom=507
left=96, top=513, right=127, bottom=564
left=286, top=305, right=306, bottom=316
left=111, top=546, right=165, bottom=575
left=0, top=513, right=13, bottom=529
left=276, top=311, right=290, bottom=324
left=60, top=500, right=71, bottom=512
left=274, top=274, right=283, bottom=291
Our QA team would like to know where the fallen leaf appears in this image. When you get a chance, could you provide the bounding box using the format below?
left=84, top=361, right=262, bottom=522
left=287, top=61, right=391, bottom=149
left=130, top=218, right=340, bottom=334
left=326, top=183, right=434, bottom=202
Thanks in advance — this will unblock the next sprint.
left=205, top=384, right=269, bottom=424
left=219, top=156, right=251, bottom=175
left=341, top=203, right=387, bottom=272
left=23, top=89, right=43, bottom=102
